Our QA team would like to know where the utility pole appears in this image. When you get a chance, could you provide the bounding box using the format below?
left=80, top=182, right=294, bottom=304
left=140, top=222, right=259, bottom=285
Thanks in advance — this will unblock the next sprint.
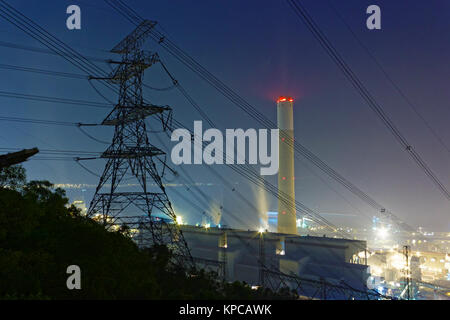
left=259, top=231, right=265, bottom=287
left=403, top=245, right=411, bottom=300
left=87, top=21, right=192, bottom=267
left=219, top=231, right=227, bottom=281
left=321, top=278, right=327, bottom=300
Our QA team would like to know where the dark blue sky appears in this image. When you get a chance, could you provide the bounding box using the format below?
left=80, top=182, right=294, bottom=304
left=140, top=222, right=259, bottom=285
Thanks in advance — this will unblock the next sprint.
left=1, top=0, right=449, bottom=231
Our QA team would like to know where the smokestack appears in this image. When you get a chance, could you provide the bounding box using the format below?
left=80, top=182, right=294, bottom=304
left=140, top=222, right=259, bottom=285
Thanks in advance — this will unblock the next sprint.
left=277, top=97, right=297, bottom=235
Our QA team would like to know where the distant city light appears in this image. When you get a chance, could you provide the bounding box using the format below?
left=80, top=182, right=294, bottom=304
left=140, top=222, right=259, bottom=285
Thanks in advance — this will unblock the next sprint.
left=377, top=227, right=389, bottom=239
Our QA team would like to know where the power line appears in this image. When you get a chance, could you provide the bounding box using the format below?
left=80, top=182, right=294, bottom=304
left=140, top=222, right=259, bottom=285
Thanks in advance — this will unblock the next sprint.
left=0, top=115, right=78, bottom=126
left=102, top=4, right=418, bottom=284
left=0, top=2, right=390, bottom=298
left=158, top=58, right=215, bottom=128
left=0, top=2, right=110, bottom=79
left=99, top=3, right=358, bottom=231
left=0, top=147, right=100, bottom=154
left=3, top=0, right=438, bottom=298
left=1, top=113, right=386, bottom=276
left=0, top=147, right=101, bottom=158
left=154, top=134, right=381, bottom=295
left=0, top=57, right=375, bottom=229
left=0, top=63, right=88, bottom=79
left=0, top=0, right=400, bottom=238
left=100, top=0, right=419, bottom=233
left=87, top=78, right=116, bottom=104
left=0, top=0, right=389, bottom=275
left=286, top=0, right=450, bottom=201
left=0, top=90, right=112, bottom=109
left=327, top=0, right=450, bottom=156
left=155, top=62, right=348, bottom=230
left=143, top=82, right=176, bottom=92
left=0, top=40, right=108, bottom=62
left=0, top=0, right=399, bottom=236
left=0, top=115, right=110, bottom=144
left=101, top=0, right=410, bottom=238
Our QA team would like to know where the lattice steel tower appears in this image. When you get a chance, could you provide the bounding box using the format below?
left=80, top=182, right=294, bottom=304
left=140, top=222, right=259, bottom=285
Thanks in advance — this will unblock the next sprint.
left=87, top=21, right=192, bottom=266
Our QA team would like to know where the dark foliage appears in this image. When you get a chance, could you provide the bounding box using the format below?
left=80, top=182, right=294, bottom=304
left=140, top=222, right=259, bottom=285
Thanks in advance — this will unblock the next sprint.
left=0, top=166, right=293, bottom=300
left=0, top=165, right=26, bottom=190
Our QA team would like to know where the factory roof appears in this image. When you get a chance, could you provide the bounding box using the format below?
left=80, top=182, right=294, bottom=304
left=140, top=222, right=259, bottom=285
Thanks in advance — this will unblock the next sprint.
left=180, top=225, right=365, bottom=245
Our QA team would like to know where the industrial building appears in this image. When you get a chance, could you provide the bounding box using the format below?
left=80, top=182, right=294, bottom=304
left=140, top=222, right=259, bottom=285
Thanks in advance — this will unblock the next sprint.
left=176, top=96, right=370, bottom=296
left=180, top=225, right=369, bottom=293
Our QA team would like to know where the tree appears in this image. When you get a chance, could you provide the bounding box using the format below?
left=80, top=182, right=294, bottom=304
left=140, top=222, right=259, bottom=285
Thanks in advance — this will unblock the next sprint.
left=0, top=168, right=293, bottom=300
left=0, top=165, right=26, bottom=190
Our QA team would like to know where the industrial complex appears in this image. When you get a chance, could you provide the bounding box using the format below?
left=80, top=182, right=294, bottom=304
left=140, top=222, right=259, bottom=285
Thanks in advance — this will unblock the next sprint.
left=3, top=0, right=449, bottom=303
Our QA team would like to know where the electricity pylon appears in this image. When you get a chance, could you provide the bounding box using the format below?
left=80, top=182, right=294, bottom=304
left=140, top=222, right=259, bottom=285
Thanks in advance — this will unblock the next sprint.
left=87, top=21, right=192, bottom=267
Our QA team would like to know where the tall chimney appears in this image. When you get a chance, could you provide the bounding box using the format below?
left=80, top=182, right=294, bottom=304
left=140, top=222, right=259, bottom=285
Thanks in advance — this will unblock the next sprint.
left=277, top=97, right=297, bottom=234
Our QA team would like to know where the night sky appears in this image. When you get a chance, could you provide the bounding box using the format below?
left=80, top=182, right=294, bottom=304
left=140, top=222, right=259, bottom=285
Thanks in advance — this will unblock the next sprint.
left=1, top=0, right=449, bottom=231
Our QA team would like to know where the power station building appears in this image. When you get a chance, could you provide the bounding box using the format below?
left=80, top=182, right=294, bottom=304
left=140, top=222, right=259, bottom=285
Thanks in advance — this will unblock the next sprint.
left=174, top=97, right=370, bottom=297
left=132, top=96, right=371, bottom=297
left=180, top=225, right=370, bottom=295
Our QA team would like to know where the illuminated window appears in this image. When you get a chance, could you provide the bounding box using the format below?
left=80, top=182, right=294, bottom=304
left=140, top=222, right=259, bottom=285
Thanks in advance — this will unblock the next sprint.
left=276, top=239, right=285, bottom=255
left=219, top=233, right=227, bottom=249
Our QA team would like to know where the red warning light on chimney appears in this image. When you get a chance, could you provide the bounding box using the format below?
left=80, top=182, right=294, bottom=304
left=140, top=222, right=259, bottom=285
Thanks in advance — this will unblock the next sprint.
left=277, top=96, right=294, bottom=103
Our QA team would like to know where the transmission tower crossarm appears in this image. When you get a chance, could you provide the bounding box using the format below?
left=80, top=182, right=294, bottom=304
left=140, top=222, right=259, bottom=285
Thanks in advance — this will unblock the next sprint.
left=101, top=146, right=165, bottom=159
left=101, top=104, right=171, bottom=126
left=111, top=20, right=157, bottom=53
